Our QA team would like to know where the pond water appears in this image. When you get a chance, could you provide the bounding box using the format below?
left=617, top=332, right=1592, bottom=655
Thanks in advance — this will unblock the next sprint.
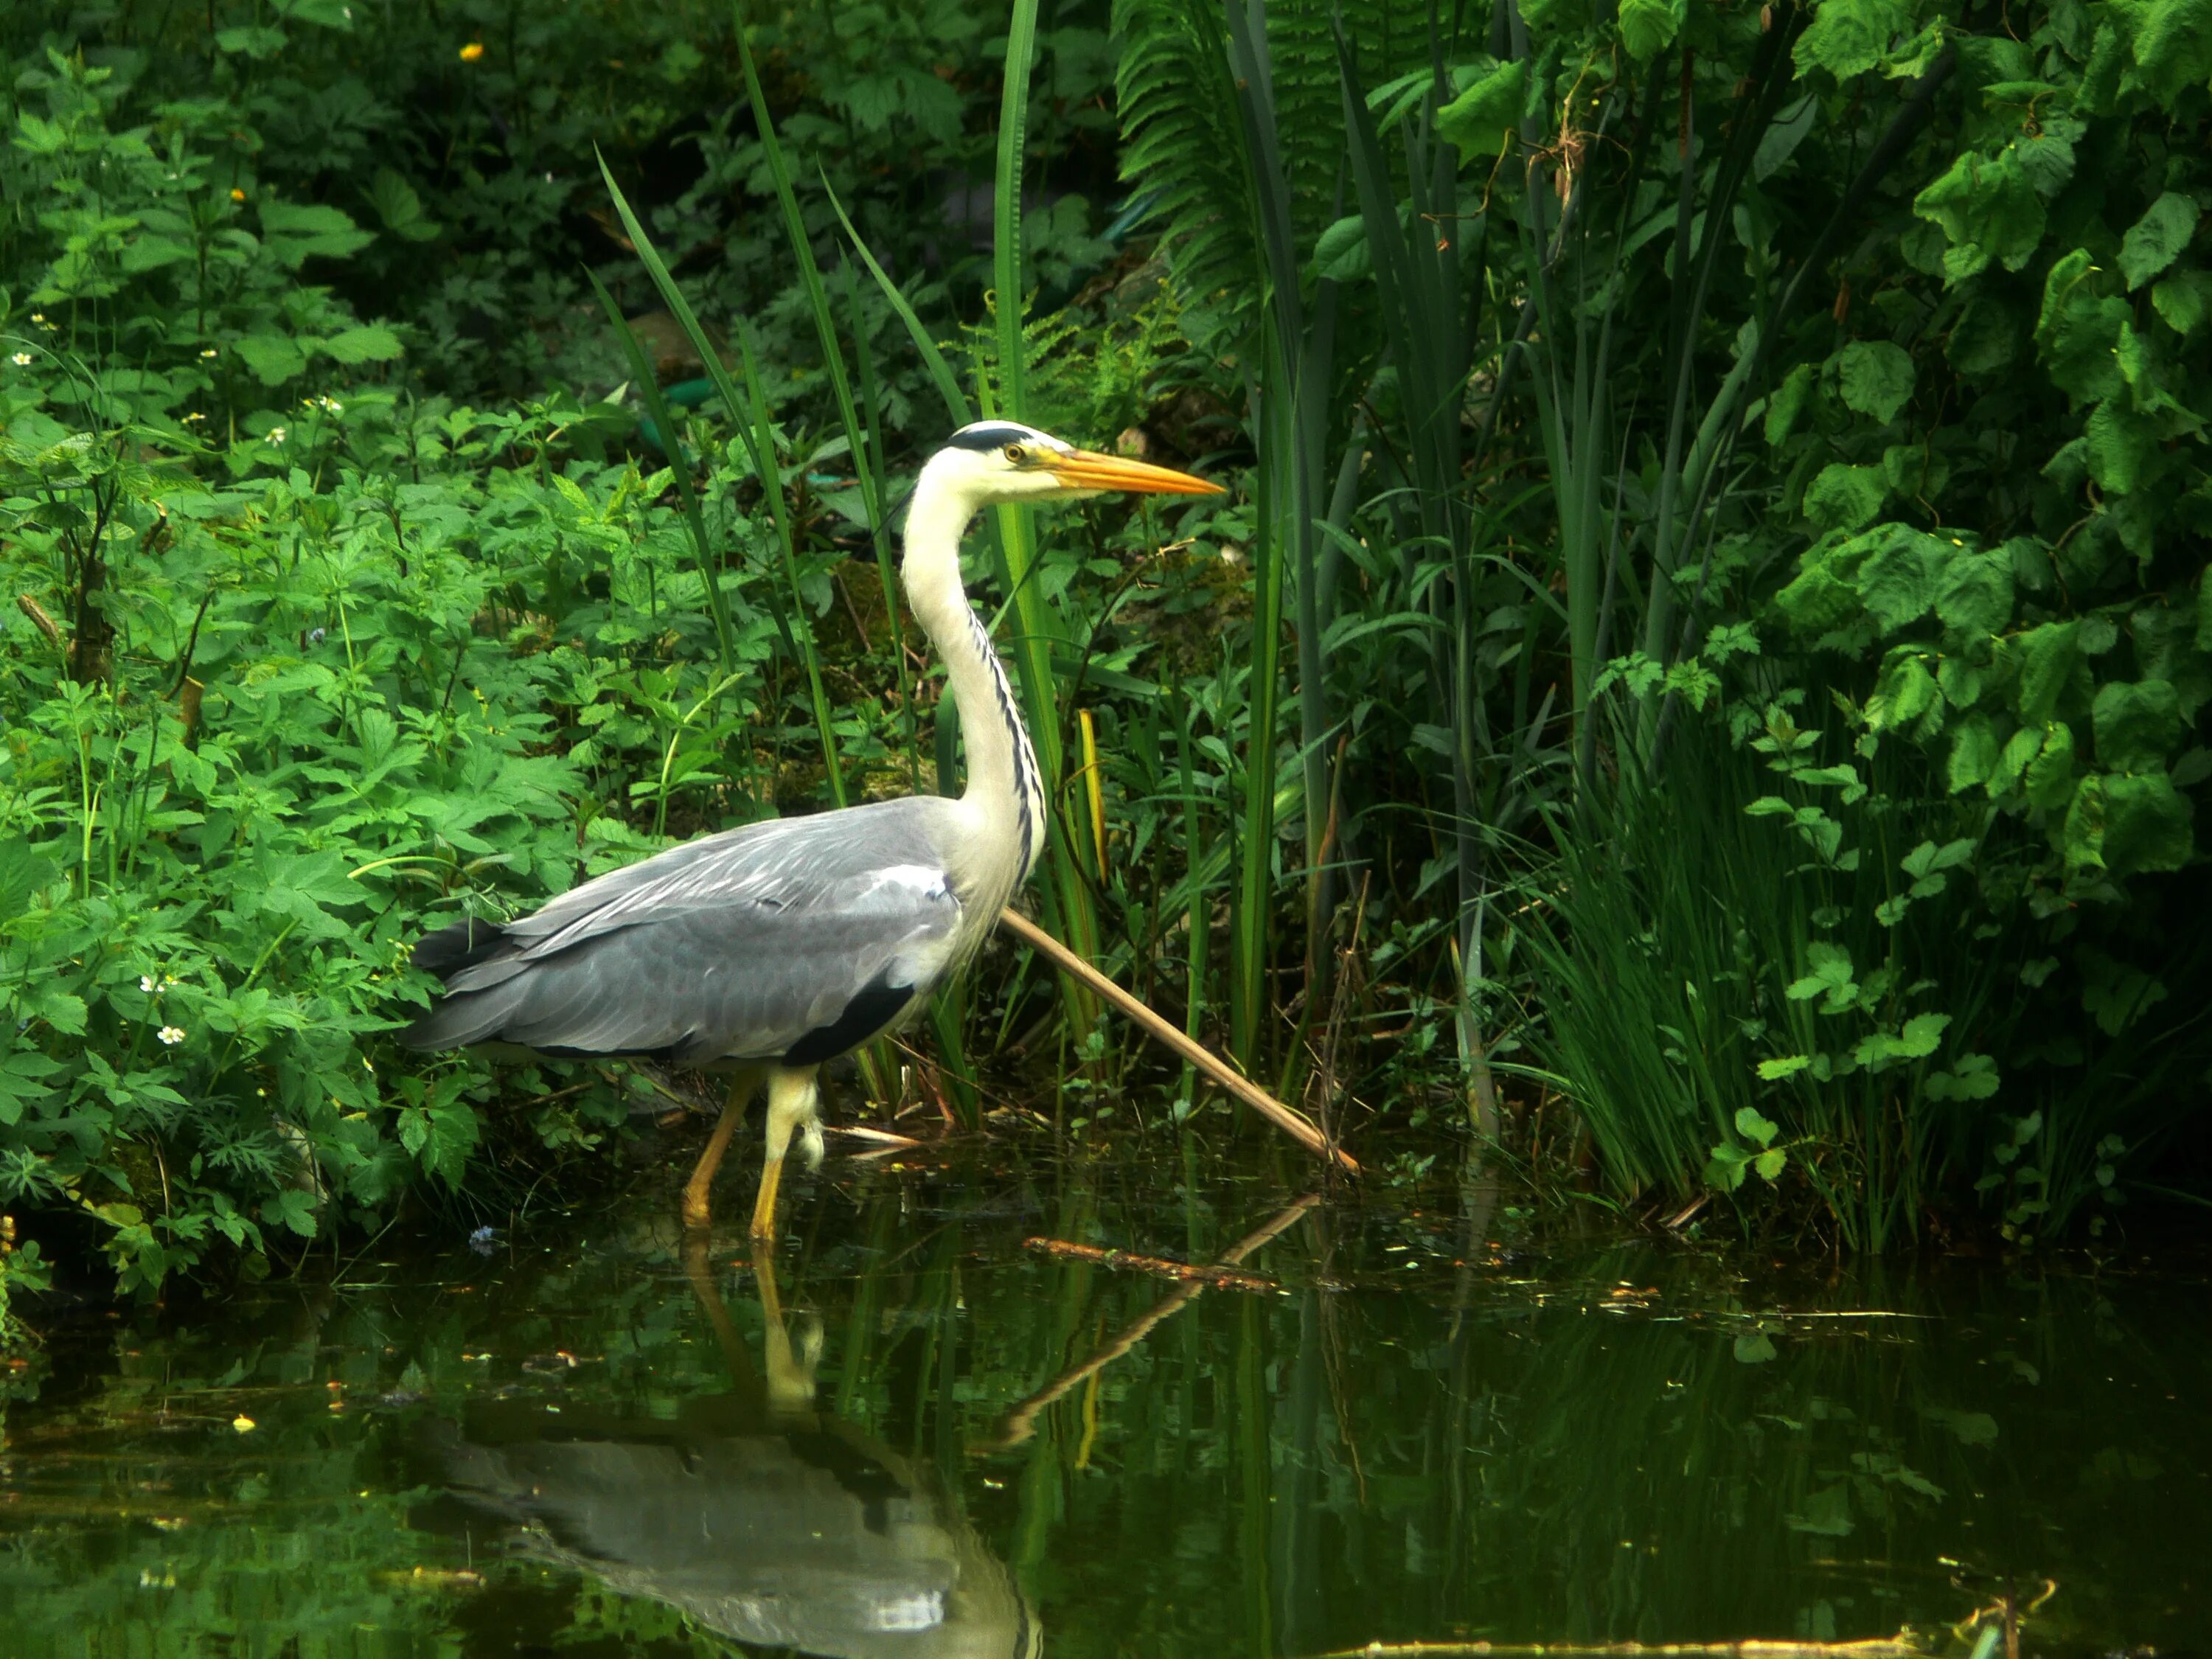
left=1, top=1145, right=2205, bottom=1657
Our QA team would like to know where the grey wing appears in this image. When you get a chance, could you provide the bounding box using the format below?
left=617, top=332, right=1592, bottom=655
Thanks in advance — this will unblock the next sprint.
left=400, top=799, right=966, bottom=1065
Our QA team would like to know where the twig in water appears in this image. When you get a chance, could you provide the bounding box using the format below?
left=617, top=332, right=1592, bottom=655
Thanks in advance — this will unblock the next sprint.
left=998, top=906, right=1359, bottom=1172
left=1023, top=1237, right=1280, bottom=1292
left=981, top=1195, right=1318, bottom=1451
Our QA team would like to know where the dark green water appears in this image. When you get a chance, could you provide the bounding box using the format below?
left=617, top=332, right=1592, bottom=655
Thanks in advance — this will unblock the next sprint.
left=1, top=1149, right=2205, bottom=1657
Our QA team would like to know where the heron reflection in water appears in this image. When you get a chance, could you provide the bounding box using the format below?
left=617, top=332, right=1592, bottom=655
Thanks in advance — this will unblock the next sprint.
left=424, top=1245, right=1037, bottom=1659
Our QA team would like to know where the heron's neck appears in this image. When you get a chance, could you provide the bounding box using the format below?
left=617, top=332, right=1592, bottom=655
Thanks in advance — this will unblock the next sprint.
left=902, top=474, right=1046, bottom=885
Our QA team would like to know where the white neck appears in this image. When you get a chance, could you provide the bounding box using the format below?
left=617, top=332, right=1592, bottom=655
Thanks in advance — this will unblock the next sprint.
left=902, top=457, right=1046, bottom=888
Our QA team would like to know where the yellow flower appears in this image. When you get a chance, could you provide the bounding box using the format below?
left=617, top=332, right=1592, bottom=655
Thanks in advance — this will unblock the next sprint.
left=459, top=41, right=484, bottom=62
left=229, top=187, right=246, bottom=204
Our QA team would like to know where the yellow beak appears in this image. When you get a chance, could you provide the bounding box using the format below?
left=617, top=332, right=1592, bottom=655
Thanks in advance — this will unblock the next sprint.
left=1046, top=448, right=1225, bottom=495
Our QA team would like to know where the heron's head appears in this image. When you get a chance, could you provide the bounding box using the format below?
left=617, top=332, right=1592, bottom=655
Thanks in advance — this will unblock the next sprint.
left=928, top=420, right=1223, bottom=507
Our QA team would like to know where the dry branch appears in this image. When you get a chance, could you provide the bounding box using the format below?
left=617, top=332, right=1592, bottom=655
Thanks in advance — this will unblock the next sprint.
left=997, top=906, right=1357, bottom=1172
left=1023, top=1237, right=1280, bottom=1291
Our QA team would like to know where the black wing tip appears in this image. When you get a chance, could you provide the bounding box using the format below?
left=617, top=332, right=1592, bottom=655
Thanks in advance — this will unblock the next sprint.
left=412, top=916, right=512, bottom=983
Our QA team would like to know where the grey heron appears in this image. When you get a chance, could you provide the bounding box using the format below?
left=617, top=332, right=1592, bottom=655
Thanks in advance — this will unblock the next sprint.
left=400, top=421, right=1222, bottom=1239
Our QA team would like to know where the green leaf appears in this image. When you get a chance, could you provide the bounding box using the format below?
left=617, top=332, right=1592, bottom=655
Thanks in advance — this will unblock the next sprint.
left=1733, top=1330, right=1779, bottom=1365
left=1896, top=1011, right=1950, bottom=1057
left=232, top=333, right=307, bottom=385
left=2153, top=269, right=2212, bottom=336
left=1735, top=1105, right=1780, bottom=1147
left=1935, top=546, right=2014, bottom=639
left=1948, top=715, right=2000, bottom=793
left=2036, top=249, right=2129, bottom=401
left=1755, top=1148, right=1789, bottom=1181
left=319, top=324, right=403, bottom=364
left=215, top=24, right=288, bottom=56
left=1868, top=653, right=1939, bottom=731
left=2132, top=0, right=2212, bottom=107
left=369, top=167, right=440, bottom=242
left=2101, top=771, right=2194, bottom=877
left=2118, top=192, right=2200, bottom=290
left=1315, top=215, right=1371, bottom=282
left=1856, top=529, right=1943, bottom=630
left=1619, top=0, right=1687, bottom=60
left=1804, top=463, right=1888, bottom=532
left=1913, top=147, right=2047, bottom=281
left=260, top=200, right=373, bottom=267
left=1436, top=59, right=1526, bottom=160
left=2023, top=721, right=2078, bottom=809
left=1836, top=339, right=1916, bottom=422
left=2014, top=620, right=2084, bottom=723
left=2093, top=679, right=2184, bottom=773
left=1926, top=1053, right=2000, bottom=1100
left=1757, top=1054, right=1815, bottom=1080
left=1766, top=362, right=1815, bottom=445
left=1794, top=0, right=1909, bottom=79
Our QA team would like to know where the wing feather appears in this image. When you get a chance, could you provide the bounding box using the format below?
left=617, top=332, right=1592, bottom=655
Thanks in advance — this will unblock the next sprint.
left=402, top=799, right=969, bottom=1064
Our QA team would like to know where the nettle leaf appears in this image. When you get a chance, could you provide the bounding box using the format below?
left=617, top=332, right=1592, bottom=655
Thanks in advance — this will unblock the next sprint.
left=2094, top=679, right=2184, bottom=773
left=1795, top=0, right=1910, bottom=80
left=369, top=167, right=441, bottom=242
left=1935, top=546, right=2013, bottom=639
left=1836, top=339, right=1916, bottom=422
left=232, top=333, right=307, bottom=385
left=1804, top=462, right=1888, bottom=532
left=1437, top=59, right=1527, bottom=161
left=1913, top=147, right=2046, bottom=280
left=1619, top=0, right=1686, bottom=60
left=2118, top=192, right=2200, bottom=290
left=319, top=324, right=403, bottom=364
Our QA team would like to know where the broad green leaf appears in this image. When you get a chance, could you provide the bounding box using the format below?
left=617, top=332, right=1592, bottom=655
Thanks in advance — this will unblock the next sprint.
left=369, top=167, right=441, bottom=241
left=2036, top=249, right=2129, bottom=401
left=2153, top=269, right=2212, bottom=335
left=215, top=24, right=288, bottom=55
left=1913, top=147, right=2046, bottom=280
left=260, top=200, right=373, bottom=266
left=1733, top=1330, right=1779, bottom=1364
left=2101, top=771, right=2194, bottom=876
left=2014, top=620, right=2084, bottom=723
left=1620, top=0, right=1686, bottom=60
left=1948, top=715, right=2000, bottom=793
left=1315, top=216, right=1371, bottom=282
left=1766, top=361, right=1815, bottom=445
left=1735, top=1105, right=1780, bottom=1147
left=119, top=234, right=192, bottom=274
left=1804, top=462, right=1888, bottom=532
left=1795, top=0, right=1909, bottom=80
left=2132, top=0, right=2212, bottom=107
left=319, top=324, right=403, bottom=364
left=2118, top=192, right=2199, bottom=290
left=2024, top=720, right=2078, bottom=809
left=232, top=333, right=307, bottom=385
left=1896, top=1011, right=1950, bottom=1057
left=1436, top=59, right=1526, bottom=160
left=1835, top=339, right=1916, bottom=422
left=1856, top=529, right=1942, bottom=630
left=1926, top=1053, right=2000, bottom=1100
left=1935, top=546, right=2013, bottom=639
left=1758, top=1054, right=1815, bottom=1080
left=1868, top=653, right=1938, bottom=730
left=1755, top=1148, right=1789, bottom=1180
left=2093, top=679, right=2183, bottom=773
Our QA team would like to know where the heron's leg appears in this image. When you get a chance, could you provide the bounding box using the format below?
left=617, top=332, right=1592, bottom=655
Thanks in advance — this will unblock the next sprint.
left=681, top=1069, right=759, bottom=1230
left=749, top=1065, right=820, bottom=1242
left=751, top=1240, right=821, bottom=1420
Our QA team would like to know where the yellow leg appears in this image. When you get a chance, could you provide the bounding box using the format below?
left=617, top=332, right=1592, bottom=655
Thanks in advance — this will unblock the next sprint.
left=681, top=1070, right=759, bottom=1230
left=749, top=1065, right=820, bottom=1242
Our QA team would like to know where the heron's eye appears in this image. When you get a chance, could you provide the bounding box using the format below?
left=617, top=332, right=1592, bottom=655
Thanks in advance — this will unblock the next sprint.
left=1004, top=443, right=1026, bottom=465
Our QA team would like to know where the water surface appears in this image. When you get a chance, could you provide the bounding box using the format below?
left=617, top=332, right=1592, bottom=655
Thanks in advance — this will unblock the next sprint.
left=2, top=1147, right=2204, bottom=1656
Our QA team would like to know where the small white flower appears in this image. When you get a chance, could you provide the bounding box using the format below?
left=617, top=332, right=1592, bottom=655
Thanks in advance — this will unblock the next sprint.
left=140, top=975, right=159, bottom=993
left=267, top=425, right=287, bottom=445
left=183, top=411, right=206, bottom=423
left=9, top=352, right=30, bottom=367
left=200, top=347, right=218, bottom=358
left=157, top=1026, right=186, bottom=1046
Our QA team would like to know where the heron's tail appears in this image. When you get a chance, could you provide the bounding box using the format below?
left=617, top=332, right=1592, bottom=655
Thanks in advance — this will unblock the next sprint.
left=399, top=917, right=524, bottom=1051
